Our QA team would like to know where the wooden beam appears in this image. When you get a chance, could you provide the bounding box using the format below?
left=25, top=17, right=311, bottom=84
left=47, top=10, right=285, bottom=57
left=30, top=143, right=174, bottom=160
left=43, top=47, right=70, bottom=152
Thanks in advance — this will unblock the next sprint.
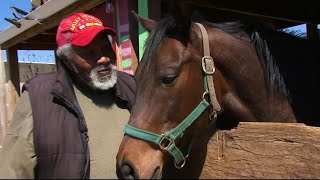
left=200, top=122, right=320, bottom=178
left=1, top=0, right=105, bottom=49
left=15, top=43, right=57, bottom=50
left=179, top=0, right=319, bottom=24
left=22, top=33, right=56, bottom=44
left=0, top=48, right=8, bottom=146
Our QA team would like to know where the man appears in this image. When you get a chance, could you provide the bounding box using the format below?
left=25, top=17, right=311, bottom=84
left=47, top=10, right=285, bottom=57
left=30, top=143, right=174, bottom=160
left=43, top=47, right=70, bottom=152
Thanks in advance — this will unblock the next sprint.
left=0, top=12, right=135, bottom=179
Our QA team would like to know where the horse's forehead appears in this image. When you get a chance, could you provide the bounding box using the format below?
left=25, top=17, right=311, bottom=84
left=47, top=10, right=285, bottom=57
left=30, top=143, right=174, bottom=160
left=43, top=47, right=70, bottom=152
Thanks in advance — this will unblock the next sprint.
left=156, top=38, right=188, bottom=63
left=160, top=37, right=185, bottom=51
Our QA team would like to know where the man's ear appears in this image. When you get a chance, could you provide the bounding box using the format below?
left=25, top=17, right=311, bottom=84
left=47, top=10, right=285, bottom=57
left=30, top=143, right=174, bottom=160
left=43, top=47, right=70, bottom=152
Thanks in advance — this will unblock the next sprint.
left=131, top=10, right=157, bottom=32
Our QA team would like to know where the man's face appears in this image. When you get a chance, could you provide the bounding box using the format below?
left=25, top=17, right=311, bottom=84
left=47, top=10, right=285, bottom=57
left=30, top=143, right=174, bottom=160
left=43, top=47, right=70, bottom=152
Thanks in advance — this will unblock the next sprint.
left=67, top=32, right=118, bottom=90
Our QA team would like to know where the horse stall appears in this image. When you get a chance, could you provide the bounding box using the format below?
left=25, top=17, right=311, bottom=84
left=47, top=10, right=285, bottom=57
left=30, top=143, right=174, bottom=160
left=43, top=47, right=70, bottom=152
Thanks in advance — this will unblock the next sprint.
left=201, top=122, right=320, bottom=179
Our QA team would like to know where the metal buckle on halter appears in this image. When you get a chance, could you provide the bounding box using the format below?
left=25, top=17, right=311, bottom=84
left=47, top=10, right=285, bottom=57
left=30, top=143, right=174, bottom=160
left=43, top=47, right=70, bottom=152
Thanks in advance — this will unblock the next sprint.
left=159, top=134, right=174, bottom=150
left=201, top=56, right=215, bottom=75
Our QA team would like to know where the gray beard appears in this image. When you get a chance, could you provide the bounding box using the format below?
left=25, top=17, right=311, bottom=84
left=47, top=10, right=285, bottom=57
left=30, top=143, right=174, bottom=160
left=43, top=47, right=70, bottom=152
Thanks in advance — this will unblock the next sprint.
left=67, top=62, right=118, bottom=91
left=89, top=64, right=118, bottom=90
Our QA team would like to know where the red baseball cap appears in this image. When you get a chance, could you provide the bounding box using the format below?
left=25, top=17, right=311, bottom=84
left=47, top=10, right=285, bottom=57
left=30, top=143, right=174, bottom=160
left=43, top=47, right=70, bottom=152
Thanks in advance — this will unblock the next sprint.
left=56, top=12, right=116, bottom=47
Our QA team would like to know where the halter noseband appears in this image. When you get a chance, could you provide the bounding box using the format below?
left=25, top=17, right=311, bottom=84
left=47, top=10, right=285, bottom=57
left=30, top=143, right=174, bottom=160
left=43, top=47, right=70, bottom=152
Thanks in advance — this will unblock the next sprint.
left=123, top=23, right=221, bottom=169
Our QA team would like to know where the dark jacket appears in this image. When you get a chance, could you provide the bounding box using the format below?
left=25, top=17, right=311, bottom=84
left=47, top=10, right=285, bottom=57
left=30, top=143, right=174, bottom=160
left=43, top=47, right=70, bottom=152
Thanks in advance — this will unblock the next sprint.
left=22, top=63, right=136, bottom=179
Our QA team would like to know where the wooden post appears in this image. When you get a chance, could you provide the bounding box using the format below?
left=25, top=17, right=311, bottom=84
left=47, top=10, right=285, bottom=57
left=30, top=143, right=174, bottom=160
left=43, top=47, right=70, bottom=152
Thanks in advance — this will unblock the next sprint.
left=114, top=0, right=121, bottom=47
left=6, top=46, right=20, bottom=125
left=138, top=0, right=149, bottom=61
left=113, top=0, right=123, bottom=72
left=128, top=0, right=139, bottom=72
left=0, top=48, right=8, bottom=147
left=306, top=23, right=319, bottom=42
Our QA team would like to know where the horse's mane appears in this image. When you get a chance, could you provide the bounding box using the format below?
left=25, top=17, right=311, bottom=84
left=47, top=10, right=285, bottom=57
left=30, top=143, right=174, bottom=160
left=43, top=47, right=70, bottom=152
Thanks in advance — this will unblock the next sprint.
left=136, top=13, right=312, bottom=99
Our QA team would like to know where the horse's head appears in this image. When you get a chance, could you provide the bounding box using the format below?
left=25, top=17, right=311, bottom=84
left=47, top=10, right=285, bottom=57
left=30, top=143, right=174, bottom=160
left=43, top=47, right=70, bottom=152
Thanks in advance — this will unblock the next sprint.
left=116, top=11, right=298, bottom=179
left=116, top=12, right=227, bottom=179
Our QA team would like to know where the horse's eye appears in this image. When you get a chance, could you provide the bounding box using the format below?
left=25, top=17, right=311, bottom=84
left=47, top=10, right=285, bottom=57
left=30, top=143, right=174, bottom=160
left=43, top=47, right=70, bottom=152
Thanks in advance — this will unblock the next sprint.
left=161, top=75, right=177, bottom=85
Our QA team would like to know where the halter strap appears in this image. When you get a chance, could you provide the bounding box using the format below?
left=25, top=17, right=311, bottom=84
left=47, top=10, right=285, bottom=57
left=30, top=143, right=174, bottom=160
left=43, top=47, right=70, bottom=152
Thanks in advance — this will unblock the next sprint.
left=195, top=23, right=221, bottom=112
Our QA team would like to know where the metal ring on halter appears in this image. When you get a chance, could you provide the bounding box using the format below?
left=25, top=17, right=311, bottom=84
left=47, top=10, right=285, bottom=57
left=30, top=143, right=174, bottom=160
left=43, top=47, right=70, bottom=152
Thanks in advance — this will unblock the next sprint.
left=201, top=56, right=215, bottom=75
left=202, top=91, right=209, bottom=100
left=174, top=157, right=186, bottom=169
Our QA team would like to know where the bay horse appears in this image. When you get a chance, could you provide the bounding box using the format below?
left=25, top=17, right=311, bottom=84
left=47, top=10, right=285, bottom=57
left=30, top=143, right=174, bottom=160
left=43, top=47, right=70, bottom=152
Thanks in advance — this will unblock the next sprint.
left=116, top=12, right=320, bottom=179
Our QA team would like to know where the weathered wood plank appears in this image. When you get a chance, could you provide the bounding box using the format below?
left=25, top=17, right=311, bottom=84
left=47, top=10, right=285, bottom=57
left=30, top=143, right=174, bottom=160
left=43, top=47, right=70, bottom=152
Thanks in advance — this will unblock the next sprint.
left=201, top=122, right=320, bottom=179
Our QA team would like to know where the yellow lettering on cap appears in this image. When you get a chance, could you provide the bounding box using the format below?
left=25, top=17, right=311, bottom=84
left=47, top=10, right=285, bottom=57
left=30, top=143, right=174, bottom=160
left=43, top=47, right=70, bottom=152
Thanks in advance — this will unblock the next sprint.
left=70, top=17, right=81, bottom=31
left=85, top=22, right=102, bottom=27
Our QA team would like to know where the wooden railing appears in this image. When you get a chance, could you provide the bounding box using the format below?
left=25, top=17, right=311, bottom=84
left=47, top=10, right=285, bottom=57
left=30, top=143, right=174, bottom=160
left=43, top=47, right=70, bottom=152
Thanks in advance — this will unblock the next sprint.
left=201, top=122, right=320, bottom=178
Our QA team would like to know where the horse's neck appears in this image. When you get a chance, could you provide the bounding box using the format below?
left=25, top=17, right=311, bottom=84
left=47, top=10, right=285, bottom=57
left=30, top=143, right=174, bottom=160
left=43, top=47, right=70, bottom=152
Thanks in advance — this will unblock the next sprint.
left=208, top=34, right=296, bottom=123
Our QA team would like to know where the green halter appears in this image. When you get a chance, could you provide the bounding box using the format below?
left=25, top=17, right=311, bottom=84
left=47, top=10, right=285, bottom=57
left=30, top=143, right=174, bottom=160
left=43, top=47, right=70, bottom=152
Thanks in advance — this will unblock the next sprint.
left=124, top=98, right=210, bottom=168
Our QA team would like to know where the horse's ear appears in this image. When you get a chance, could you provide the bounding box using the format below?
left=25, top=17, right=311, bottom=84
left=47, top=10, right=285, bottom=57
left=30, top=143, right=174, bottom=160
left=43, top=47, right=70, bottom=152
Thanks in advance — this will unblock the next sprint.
left=131, top=10, right=157, bottom=32
left=189, top=22, right=202, bottom=50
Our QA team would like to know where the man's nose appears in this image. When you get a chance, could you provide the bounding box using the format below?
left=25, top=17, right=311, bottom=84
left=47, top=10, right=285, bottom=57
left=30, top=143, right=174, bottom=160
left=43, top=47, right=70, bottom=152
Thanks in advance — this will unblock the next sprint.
left=97, top=56, right=111, bottom=65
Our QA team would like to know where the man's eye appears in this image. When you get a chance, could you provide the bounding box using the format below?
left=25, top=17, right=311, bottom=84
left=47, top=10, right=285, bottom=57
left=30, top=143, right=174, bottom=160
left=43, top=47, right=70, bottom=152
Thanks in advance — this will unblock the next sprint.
left=161, top=75, right=177, bottom=85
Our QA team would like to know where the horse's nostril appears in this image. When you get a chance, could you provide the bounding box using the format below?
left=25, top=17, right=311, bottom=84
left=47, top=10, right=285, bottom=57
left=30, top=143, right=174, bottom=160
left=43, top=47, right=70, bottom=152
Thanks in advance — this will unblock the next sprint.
left=119, top=160, right=138, bottom=179
left=121, top=165, right=134, bottom=179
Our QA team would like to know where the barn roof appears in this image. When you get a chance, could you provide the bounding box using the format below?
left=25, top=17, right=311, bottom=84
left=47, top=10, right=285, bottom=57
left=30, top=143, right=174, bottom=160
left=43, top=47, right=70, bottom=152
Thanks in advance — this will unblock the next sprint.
left=0, top=0, right=105, bottom=50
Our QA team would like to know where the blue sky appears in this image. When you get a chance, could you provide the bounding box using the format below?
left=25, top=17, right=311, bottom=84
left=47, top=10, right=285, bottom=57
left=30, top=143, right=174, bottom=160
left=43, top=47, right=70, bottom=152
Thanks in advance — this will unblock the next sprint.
left=0, top=0, right=31, bottom=31
left=0, top=1, right=315, bottom=64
